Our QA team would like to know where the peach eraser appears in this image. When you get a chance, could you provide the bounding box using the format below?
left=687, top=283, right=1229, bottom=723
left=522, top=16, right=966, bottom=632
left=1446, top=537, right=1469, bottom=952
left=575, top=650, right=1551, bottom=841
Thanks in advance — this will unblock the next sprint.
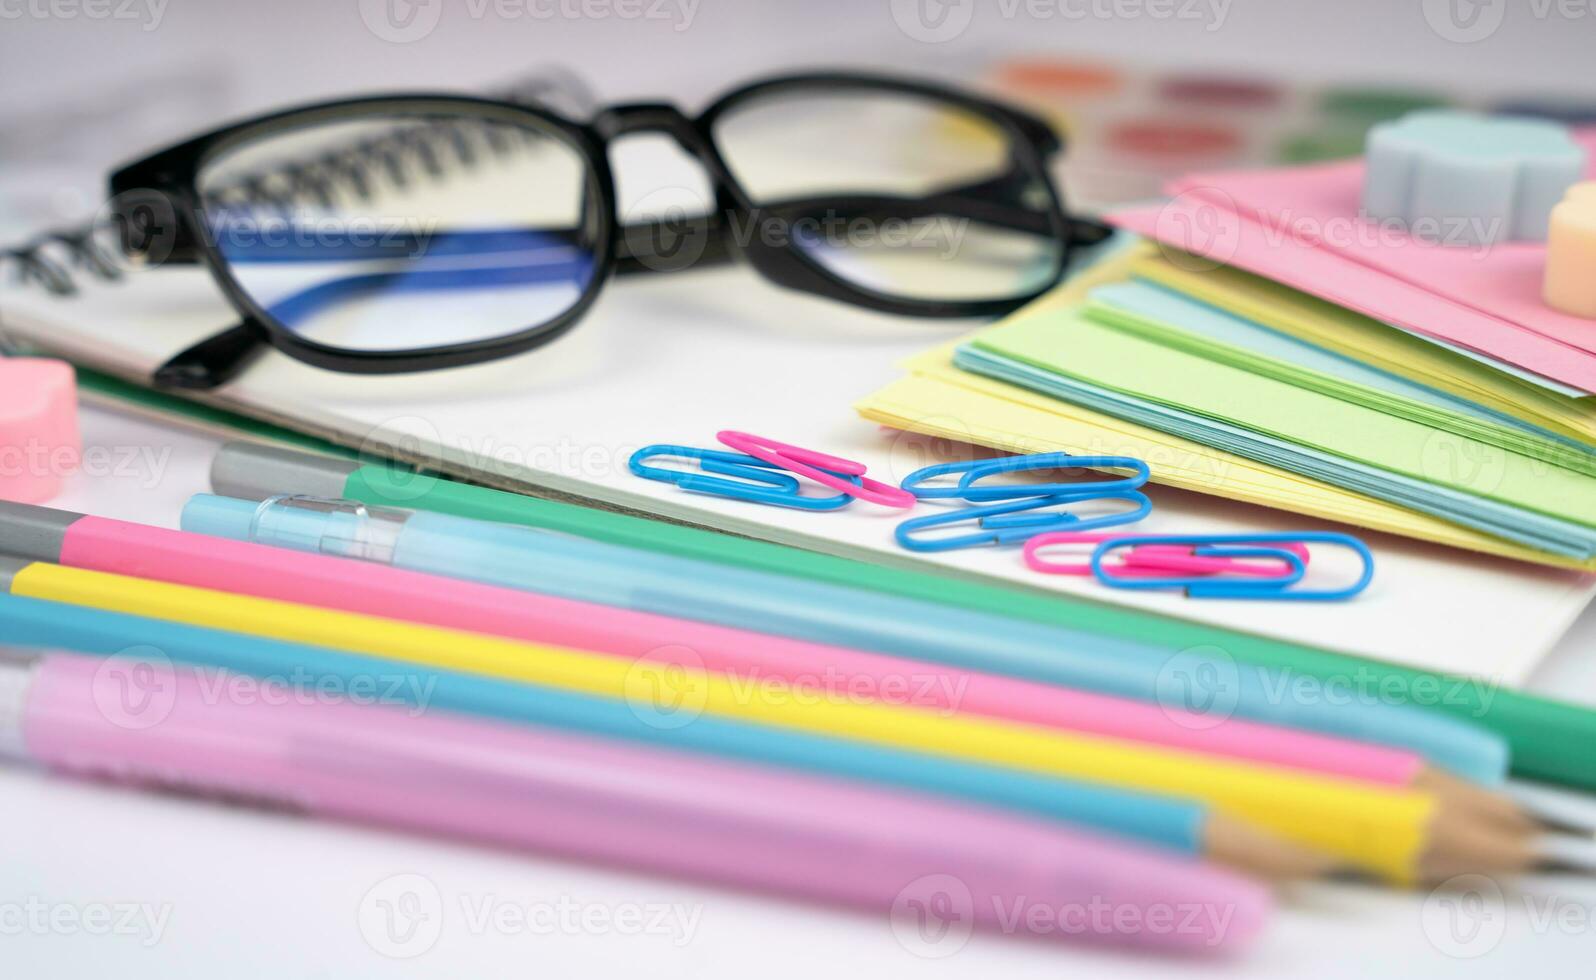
left=0, top=357, right=81, bottom=503
left=1544, top=182, right=1596, bottom=319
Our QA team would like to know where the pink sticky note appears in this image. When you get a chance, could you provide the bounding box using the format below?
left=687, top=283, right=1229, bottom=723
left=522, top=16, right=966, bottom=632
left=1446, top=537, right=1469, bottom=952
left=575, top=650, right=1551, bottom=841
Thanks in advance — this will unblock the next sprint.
left=1112, top=197, right=1596, bottom=393
left=1107, top=129, right=1596, bottom=395
left=0, top=357, right=81, bottom=503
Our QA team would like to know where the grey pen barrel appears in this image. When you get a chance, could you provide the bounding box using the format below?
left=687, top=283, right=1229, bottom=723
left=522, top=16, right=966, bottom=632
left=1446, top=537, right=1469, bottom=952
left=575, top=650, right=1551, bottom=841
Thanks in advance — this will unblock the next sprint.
left=0, top=501, right=78, bottom=561
left=0, top=555, right=34, bottom=592
left=210, top=443, right=360, bottom=501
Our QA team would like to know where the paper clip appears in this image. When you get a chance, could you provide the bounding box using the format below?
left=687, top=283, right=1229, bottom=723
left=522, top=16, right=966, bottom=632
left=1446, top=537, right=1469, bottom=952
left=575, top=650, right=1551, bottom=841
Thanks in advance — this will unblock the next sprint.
left=896, top=491, right=1152, bottom=553
left=1089, top=533, right=1374, bottom=601
left=956, top=453, right=1151, bottom=502
left=629, top=445, right=859, bottom=511
left=718, top=430, right=916, bottom=509
left=899, top=458, right=1009, bottom=500
left=1024, top=532, right=1309, bottom=578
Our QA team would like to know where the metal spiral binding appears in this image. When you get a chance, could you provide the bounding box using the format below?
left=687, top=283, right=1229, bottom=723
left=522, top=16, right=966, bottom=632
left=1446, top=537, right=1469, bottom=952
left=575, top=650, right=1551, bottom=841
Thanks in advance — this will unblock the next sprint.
left=1, top=67, right=597, bottom=297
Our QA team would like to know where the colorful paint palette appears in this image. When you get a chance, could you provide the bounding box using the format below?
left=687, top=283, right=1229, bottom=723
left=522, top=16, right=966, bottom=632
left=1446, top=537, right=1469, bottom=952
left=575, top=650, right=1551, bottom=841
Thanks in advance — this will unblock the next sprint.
left=974, top=58, right=1506, bottom=209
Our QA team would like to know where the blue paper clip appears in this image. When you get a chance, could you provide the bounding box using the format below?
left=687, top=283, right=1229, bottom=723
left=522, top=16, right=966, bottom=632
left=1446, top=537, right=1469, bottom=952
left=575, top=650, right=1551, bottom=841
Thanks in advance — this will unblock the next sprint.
left=1090, top=532, right=1374, bottom=601
left=896, top=491, right=1152, bottom=552
left=899, top=459, right=1006, bottom=500
left=629, top=445, right=859, bottom=511
left=956, top=453, right=1151, bottom=502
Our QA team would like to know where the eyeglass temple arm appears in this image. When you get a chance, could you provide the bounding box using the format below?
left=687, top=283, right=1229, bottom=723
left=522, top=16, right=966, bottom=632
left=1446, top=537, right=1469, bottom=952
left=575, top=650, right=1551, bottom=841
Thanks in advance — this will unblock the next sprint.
left=614, top=171, right=1113, bottom=276
left=154, top=319, right=270, bottom=389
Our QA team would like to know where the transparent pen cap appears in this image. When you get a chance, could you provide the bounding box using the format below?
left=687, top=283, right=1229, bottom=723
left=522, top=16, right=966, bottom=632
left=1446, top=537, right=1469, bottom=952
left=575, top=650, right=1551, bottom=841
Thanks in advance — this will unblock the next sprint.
left=250, top=495, right=413, bottom=564
left=0, top=646, right=45, bottom=762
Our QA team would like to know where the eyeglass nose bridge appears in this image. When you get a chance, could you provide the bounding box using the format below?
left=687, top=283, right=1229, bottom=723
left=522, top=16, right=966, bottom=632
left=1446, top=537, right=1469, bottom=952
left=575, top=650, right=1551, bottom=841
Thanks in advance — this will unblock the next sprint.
left=592, top=102, right=744, bottom=274
left=593, top=103, right=713, bottom=154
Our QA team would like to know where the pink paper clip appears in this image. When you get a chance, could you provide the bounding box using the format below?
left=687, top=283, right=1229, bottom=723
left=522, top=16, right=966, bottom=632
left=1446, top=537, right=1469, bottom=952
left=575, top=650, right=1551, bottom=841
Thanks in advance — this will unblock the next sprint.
left=1024, top=532, right=1309, bottom=578
left=717, top=430, right=916, bottom=509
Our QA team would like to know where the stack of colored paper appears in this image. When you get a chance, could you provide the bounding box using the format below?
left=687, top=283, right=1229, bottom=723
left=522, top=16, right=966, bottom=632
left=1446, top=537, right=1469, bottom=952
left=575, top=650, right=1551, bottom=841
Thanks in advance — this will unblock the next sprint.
left=857, top=239, right=1596, bottom=569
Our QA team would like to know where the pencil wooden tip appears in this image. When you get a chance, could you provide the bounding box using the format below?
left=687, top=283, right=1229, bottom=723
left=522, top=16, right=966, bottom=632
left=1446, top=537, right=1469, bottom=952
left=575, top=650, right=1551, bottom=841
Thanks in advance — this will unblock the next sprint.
left=1202, top=815, right=1344, bottom=882
left=1413, top=768, right=1539, bottom=833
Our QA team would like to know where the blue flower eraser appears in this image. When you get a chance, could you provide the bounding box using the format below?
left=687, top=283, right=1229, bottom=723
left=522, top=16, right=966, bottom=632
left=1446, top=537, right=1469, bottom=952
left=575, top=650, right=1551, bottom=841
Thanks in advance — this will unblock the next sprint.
left=1362, top=110, right=1587, bottom=245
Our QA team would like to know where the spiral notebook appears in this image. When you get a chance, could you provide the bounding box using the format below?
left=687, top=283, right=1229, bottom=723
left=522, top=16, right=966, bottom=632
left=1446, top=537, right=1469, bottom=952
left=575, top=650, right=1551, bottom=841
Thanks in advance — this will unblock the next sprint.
left=2, top=113, right=1593, bottom=681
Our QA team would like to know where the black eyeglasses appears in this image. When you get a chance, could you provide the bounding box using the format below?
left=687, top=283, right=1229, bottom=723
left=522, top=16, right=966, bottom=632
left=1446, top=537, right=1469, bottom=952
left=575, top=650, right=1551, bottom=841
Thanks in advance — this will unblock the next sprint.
left=108, top=71, right=1109, bottom=390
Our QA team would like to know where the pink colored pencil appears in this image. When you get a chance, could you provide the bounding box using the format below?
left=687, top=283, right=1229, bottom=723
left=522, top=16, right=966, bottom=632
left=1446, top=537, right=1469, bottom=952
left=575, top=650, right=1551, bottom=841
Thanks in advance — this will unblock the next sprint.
left=2, top=503, right=1422, bottom=785
left=3, top=648, right=1269, bottom=955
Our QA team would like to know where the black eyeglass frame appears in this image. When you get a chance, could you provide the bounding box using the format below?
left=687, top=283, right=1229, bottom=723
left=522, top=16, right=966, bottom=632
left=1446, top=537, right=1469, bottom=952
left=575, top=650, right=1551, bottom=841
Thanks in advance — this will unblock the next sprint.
left=109, top=71, right=1093, bottom=389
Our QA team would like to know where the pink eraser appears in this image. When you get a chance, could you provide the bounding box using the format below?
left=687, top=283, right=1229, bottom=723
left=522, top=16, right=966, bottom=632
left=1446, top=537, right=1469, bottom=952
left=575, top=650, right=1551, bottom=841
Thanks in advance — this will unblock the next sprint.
left=0, top=357, right=81, bottom=503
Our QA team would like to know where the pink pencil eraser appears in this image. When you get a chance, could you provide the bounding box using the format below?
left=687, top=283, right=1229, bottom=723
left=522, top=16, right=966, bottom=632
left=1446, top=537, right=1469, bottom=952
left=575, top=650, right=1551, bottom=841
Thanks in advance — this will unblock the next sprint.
left=0, top=357, right=81, bottom=503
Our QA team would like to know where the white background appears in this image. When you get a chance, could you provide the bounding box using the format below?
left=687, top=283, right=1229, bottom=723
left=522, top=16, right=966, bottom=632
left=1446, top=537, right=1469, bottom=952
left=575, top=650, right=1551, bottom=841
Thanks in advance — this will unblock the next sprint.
left=5, top=1, right=1596, bottom=976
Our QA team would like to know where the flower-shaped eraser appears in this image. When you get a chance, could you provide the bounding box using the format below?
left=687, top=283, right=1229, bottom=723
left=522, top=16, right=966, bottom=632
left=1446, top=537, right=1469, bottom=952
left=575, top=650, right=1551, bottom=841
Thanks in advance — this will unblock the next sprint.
left=0, top=357, right=81, bottom=503
left=1363, top=110, right=1587, bottom=245
left=1545, top=182, right=1596, bottom=319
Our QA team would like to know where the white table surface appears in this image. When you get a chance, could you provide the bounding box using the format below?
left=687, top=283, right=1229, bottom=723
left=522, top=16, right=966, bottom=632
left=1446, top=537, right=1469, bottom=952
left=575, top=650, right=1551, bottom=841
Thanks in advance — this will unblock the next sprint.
left=4, top=400, right=1596, bottom=979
